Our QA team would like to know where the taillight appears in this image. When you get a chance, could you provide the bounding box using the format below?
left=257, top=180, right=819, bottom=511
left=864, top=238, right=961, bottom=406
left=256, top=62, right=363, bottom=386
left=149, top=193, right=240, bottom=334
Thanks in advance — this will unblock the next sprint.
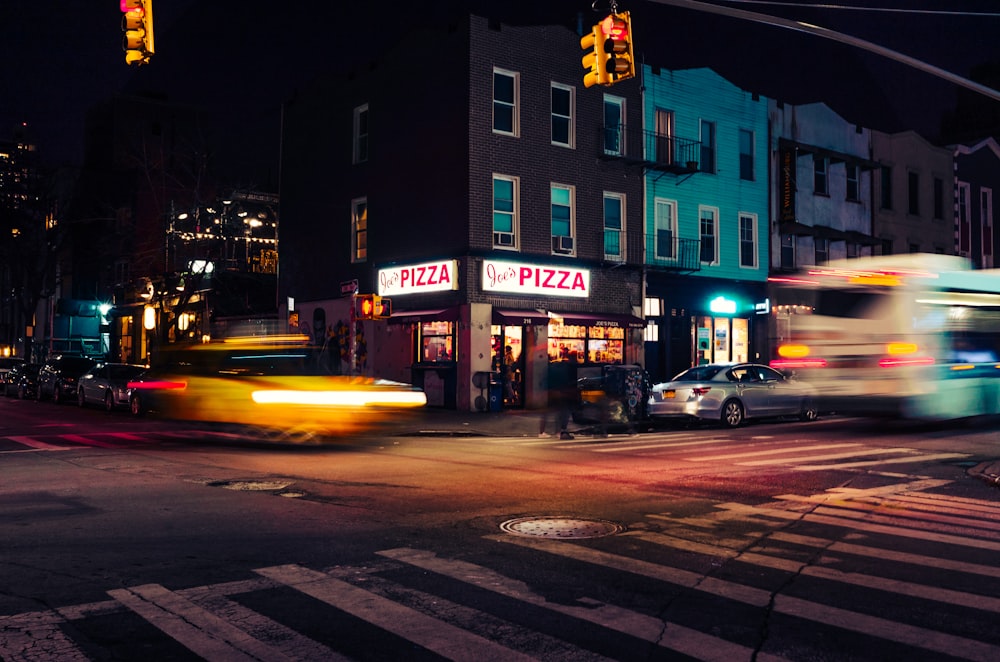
left=127, top=380, right=187, bottom=390
left=770, top=358, right=827, bottom=369
left=691, top=387, right=711, bottom=396
left=878, top=357, right=934, bottom=368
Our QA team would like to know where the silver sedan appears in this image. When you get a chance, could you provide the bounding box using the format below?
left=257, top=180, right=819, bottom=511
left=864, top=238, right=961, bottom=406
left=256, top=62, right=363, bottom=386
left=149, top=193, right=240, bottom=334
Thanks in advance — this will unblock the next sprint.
left=647, top=363, right=818, bottom=428
left=77, top=363, right=149, bottom=412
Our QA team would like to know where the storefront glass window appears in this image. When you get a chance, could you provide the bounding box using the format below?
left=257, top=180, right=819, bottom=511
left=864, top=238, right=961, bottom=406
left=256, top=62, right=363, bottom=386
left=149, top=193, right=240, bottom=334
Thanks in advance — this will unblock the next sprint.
left=419, top=321, right=455, bottom=362
left=548, top=322, right=624, bottom=364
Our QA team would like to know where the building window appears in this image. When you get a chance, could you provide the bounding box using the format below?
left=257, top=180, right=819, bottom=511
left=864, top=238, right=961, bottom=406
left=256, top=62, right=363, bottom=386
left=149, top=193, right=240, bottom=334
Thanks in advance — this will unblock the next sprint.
left=879, top=238, right=893, bottom=256
left=958, top=181, right=971, bottom=255
left=351, top=197, right=367, bottom=263
left=908, top=171, right=920, bottom=215
left=603, top=95, right=625, bottom=155
left=492, top=175, right=518, bottom=249
left=933, top=177, right=944, bottom=219
left=493, top=68, right=519, bottom=136
left=739, top=212, right=757, bottom=268
left=815, top=237, right=829, bottom=264
left=847, top=241, right=858, bottom=258
left=982, top=188, right=994, bottom=266
left=813, top=156, right=828, bottom=195
left=603, top=192, right=624, bottom=261
left=846, top=163, right=859, bottom=201
left=418, top=321, right=455, bottom=363
left=880, top=165, right=893, bottom=210
left=114, top=260, right=130, bottom=286
left=699, top=206, right=718, bottom=264
left=551, top=184, right=575, bottom=255
left=654, top=198, right=677, bottom=259
left=780, top=234, right=794, bottom=270
left=352, top=103, right=368, bottom=164
left=738, top=129, right=754, bottom=181
left=548, top=321, right=625, bottom=365
left=700, top=120, right=716, bottom=173
left=655, top=109, right=674, bottom=165
left=551, top=83, right=574, bottom=148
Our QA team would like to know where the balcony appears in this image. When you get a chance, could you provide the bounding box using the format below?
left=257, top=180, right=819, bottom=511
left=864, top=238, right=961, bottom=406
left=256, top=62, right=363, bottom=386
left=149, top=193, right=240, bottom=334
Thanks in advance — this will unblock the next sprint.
left=597, top=125, right=702, bottom=175
left=602, top=231, right=702, bottom=273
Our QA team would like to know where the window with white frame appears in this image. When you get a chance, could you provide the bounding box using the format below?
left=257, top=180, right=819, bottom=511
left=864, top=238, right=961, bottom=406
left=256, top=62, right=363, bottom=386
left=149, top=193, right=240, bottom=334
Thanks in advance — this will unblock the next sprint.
left=603, top=95, right=624, bottom=155
left=700, top=120, right=716, bottom=173
left=493, top=68, right=519, bottom=136
left=351, top=197, right=367, bottom=263
left=814, top=156, right=828, bottom=195
left=551, top=184, right=575, bottom=255
left=603, top=192, right=624, bottom=261
left=654, top=198, right=677, bottom=259
left=352, top=103, right=369, bottom=164
left=699, top=205, right=718, bottom=264
left=738, top=128, right=754, bottom=181
left=739, top=212, right=757, bottom=268
left=654, top=109, right=674, bottom=165
left=492, top=175, right=518, bottom=249
left=551, top=83, right=574, bottom=148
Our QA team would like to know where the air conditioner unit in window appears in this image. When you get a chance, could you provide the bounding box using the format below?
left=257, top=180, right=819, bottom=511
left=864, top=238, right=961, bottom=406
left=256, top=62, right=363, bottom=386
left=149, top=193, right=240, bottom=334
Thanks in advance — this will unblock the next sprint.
left=552, top=235, right=574, bottom=254
left=493, top=231, right=515, bottom=247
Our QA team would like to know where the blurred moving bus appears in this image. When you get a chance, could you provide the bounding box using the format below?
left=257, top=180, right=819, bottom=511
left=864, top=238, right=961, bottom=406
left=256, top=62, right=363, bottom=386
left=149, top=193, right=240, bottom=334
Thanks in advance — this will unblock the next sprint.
left=769, top=254, right=1000, bottom=420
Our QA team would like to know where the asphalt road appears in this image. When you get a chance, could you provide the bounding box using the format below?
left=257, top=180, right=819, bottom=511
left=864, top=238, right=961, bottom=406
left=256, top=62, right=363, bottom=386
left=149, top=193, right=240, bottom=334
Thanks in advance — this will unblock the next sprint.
left=1, top=398, right=998, bottom=660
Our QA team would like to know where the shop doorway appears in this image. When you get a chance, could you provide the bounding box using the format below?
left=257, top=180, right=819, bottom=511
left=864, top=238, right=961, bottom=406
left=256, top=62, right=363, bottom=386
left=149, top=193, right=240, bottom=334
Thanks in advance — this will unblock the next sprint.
left=490, top=325, right=523, bottom=408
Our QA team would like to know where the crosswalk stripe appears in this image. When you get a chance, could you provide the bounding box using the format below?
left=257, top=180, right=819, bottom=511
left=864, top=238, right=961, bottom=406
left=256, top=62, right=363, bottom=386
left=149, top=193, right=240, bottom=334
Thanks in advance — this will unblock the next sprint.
left=628, top=530, right=1000, bottom=613
left=60, top=434, right=117, bottom=448
left=377, top=547, right=790, bottom=662
left=0, top=611, right=89, bottom=662
left=108, top=584, right=294, bottom=662
left=488, top=535, right=1000, bottom=660
left=738, top=447, right=921, bottom=465
left=686, top=442, right=865, bottom=461
left=764, top=531, right=1000, bottom=579
left=793, top=452, right=969, bottom=470
left=4, top=435, right=75, bottom=451
left=255, top=563, right=537, bottom=661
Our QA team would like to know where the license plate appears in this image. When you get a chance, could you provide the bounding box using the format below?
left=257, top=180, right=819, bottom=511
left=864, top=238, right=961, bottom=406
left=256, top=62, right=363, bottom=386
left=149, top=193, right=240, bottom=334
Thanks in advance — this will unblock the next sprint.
left=664, top=390, right=675, bottom=399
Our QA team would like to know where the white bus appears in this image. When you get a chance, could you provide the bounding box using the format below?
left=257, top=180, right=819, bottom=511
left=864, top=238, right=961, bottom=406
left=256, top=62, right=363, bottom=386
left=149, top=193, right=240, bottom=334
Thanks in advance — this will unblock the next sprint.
left=768, top=254, right=1000, bottom=420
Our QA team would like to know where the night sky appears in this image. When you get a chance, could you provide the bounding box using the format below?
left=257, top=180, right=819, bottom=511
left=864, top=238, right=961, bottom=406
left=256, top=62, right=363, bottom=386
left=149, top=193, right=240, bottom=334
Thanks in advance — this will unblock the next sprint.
left=2, top=1, right=999, bottom=169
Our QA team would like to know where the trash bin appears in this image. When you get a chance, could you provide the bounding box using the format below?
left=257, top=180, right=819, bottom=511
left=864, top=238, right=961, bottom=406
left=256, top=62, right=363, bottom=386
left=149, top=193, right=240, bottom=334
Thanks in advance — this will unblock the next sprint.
left=489, top=380, right=504, bottom=412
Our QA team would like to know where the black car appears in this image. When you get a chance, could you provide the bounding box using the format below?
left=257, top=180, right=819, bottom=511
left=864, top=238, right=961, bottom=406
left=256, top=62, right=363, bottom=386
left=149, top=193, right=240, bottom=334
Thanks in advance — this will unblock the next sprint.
left=3, top=361, right=38, bottom=398
left=37, top=355, right=98, bottom=404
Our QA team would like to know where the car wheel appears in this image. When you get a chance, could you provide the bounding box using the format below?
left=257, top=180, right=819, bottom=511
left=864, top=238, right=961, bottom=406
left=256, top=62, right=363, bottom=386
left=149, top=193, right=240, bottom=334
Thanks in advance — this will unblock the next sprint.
left=18, top=386, right=26, bottom=400
left=800, top=399, right=819, bottom=422
left=105, top=392, right=115, bottom=413
left=78, top=389, right=86, bottom=407
left=53, top=384, right=62, bottom=404
left=129, top=394, right=144, bottom=417
left=721, top=399, right=744, bottom=428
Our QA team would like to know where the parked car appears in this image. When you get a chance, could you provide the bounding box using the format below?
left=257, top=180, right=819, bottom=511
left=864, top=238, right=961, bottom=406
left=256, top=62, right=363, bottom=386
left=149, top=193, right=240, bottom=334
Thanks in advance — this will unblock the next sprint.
left=3, top=362, right=40, bottom=399
left=37, top=355, right=98, bottom=404
left=647, top=362, right=818, bottom=428
left=0, top=357, right=24, bottom=388
left=573, top=364, right=651, bottom=432
left=77, top=363, right=149, bottom=411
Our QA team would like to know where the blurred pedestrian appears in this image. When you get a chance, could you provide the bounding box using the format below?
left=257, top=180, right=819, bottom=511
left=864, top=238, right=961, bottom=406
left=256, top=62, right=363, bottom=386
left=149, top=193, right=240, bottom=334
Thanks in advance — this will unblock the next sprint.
left=539, top=362, right=576, bottom=439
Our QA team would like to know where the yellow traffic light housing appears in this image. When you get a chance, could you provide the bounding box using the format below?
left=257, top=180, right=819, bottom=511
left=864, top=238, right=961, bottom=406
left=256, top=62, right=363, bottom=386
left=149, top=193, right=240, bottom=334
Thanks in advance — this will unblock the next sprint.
left=580, top=24, right=609, bottom=88
left=121, top=0, right=155, bottom=66
left=603, top=12, right=635, bottom=84
left=356, top=294, right=375, bottom=320
left=373, top=297, right=392, bottom=320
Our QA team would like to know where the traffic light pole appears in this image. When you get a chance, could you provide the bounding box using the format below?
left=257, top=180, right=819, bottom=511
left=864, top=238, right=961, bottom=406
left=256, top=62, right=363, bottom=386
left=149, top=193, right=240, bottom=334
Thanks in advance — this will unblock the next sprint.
left=349, top=291, right=357, bottom=377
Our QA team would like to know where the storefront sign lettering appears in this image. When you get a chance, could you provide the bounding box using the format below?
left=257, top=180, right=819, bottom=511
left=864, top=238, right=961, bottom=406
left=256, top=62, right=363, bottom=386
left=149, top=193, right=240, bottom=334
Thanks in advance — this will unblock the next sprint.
left=482, top=260, right=589, bottom=298
left=378, top=259, right=459, bottom=296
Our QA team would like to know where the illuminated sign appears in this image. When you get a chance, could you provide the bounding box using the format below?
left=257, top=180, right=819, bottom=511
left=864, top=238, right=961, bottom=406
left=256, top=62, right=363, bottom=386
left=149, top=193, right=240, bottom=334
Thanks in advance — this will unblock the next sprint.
left=378, top=259, right=458, bottom=296
left=709, top=296, right=737, bottom=314
left=482, top=260, right=589, bottom=298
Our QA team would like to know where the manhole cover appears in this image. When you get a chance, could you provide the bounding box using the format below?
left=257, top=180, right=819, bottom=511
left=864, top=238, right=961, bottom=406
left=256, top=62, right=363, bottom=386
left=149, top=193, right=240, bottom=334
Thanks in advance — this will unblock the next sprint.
left=499, top=517, right=625, bottom=539
left=208, top=480, right=293, bottom=492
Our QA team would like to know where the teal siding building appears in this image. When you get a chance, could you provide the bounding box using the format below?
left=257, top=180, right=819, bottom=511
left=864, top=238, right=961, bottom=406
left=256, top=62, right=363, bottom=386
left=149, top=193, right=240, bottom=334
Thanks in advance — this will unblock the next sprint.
left=641, top=66, right=771, bottom=381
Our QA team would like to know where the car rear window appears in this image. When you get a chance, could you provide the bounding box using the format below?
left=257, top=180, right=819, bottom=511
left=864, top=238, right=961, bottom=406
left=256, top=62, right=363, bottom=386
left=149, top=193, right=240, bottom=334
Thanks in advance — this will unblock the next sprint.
left=674, top=366, right=723, bottom=382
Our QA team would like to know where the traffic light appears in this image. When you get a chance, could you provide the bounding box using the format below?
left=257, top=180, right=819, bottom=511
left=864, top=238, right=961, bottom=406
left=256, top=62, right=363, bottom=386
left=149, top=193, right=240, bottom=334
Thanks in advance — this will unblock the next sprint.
left=580, top=23, right=609, bottom=88
left=356, top=294, right=376, bottom=320
left=603, top=12, right=635, bottom=84
left=121, top=0, right=155, bottom=66
left=373, top=297, right=391, bottom=319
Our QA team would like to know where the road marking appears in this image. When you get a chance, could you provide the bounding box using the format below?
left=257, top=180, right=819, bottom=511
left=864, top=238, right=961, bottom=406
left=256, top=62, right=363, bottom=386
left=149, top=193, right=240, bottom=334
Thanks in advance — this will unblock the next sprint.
left=255, top=563, right=537, bottom=662
left=794, top=452, right=969, bottom=470
left=487, top=535, right=1000, bottom=660
left=60, top=434, right=118, bottom=448
left=109, top=583, right=294, bottom=662
left=628, top=530, right=1000, bottom=613
left=685, top=442, right=864, bottom=461
left=377, top=547, right=790, bottom=662
left=3, top=435, right=75, bottom=451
